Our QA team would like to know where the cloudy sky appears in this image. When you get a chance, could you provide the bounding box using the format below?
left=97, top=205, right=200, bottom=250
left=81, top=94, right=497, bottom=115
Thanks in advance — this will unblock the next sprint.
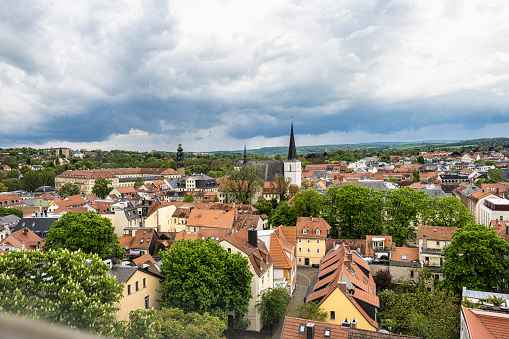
left=1, top=0, right=509, bottom=152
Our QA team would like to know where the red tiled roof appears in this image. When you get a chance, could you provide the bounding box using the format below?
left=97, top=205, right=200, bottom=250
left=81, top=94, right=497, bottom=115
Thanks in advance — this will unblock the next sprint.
left=419, top=225, right=457, bottom=241
left=280, top=316, right=348, bottom=339
left=131, top=229, right=156, bottom=249
left=296, top=217, right=331, bottom=239
left=119, top=235, right=134, bottom=248
left=461, top=306, right=497, bottom=339
left=132, top=253, right=156, bottom=267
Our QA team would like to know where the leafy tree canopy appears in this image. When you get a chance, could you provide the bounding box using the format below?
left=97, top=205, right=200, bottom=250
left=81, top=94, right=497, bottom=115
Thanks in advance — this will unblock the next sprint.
left=0, top=206, right=23, bottom=218
left=271, top=201, right=297, bottom=227
left=134, top=177, right=144, bottom=188
left=292, top=189, right=323, bottom=218
left=183, top=193, right=195, bottom=202
left=124, top=308, right=227, bottom=339
left=257, top=287, right=290, bottom=331
left=44, top=211, right=125, bottom=259
left=159, top=239, right=253, bottom=329
left=58, top=181, right=81, bottom=197
left=290, top=301, right=328, bottom=322
left=441, top=223, right=509, bottom=294
left=222, top=165, right=264, bottom=205
left=92, top=177, right=113, bottom=199
left=0, top=249, right=123, bottom=336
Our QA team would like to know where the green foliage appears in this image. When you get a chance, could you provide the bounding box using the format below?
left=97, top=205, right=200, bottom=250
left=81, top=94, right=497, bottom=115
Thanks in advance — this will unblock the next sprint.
left=291, top=301, right=328, bottom=322
left=124, top=308, right=227, bottom=339
left=44, top=211, right=125, bottom=259
left=292, top=190, right=323, bottom=218
left=0, top=249, right=123, bottom=336
left=134, top=177, right=144, bottom=188
left=1, top=178, right=20, bottom=191
left=0, top=206, right=23, bottom=218
left=159, top=239, right=253, bottom=329
left=441, top=223, right=509, bottom=294
left=183, top=194, right=195, bottom=202
left=254, top=200, right=274, bottom=222
left=379, top=289, right=460, bottom=339
left=271, top=202, right=297, bottom=227
left=0, top=182, right=7, bottom=192
left=488, top=168, right=504, bottom=183
left=222, top=165, right=264, bottom=204
left=257, top=287, right=291, bottom=331
left=412, top=169, right=420, bottom=182
left=417, top=156, right=425, bottom=164
left=20, top=170, right=43, bottom=192
left=479, top=295, right=505, bottom=307
left=92, top=177, right=113, bottom=199
left=7, top=169, right=19, bottom=179
left=58, top=182, right=81, bottom=197
left=421, top=196, right=475, bottom=228
left=213, top=196, right=219, bottom=203
left=395, top=267, right=435, bottom=293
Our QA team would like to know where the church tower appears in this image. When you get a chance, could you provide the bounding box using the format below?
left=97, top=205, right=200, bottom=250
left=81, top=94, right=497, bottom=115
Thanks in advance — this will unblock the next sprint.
left=284, top=119, right=301, bottom=187
left=176, top=141, right=185, bottom=176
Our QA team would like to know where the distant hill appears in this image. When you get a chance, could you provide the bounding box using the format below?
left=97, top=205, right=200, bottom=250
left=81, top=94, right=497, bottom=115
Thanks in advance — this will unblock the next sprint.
left=213, top=137, right=509, bottom=156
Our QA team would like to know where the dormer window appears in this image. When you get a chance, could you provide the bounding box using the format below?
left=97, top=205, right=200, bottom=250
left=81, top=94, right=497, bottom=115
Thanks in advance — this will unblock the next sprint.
left=303, top=229, right=307, bottom=235
left=316, top=229, right=320, bottom=235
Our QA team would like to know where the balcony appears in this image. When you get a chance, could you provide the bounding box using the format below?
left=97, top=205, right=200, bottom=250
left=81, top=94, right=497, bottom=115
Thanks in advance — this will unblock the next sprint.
left=420, top=247, right=443, bottom=255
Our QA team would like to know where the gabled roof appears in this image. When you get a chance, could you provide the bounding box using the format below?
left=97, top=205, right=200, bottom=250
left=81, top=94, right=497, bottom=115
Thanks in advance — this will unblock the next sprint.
left=270, top=227, right=296, bottom=270
left=0, top=227, right=42, bottom=251
left=197, top=228, right=232, bottom=242
left=280, top=226, right=296, bottom=246
left=223, top=228, right=274, bottom=277
left=132, top=253, right=156, bottom=267
left=131, top=229, right=156, bottom=249
left=296, top=217, right=331, bottom=239
left=461, top=306, right=502, bottom=339
left=187, top=209, right=235, bottom=229
left=419, top=225, right=457, bottom=241
left=119, top=235, right=134, bottom=249
left=280, top=316, right=348, bottom=339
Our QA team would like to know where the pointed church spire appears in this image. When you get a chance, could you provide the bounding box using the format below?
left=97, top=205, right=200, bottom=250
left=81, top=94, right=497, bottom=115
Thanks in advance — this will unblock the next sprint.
left=243, top=143, right=247, bottom=164
left=288, top=117, right=297, bottom=160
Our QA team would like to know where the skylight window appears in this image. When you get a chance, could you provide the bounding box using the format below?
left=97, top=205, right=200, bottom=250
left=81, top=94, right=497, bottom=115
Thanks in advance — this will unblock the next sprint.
left=299, top=325, right=305, bottom=333
left=324, top=329, right=331, bottom=337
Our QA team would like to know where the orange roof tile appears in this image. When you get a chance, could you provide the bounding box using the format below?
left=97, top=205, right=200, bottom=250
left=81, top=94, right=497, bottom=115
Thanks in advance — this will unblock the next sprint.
left=280, top=316, right=348, bottom=339
left=296, top=217, right=331, bottom=239
left=392, top=246, right=420, bottom=262
left=419, top=225, right=457, bottom=241
left=461, top=306, right=497, bottom=339
left=187, top=209, right=235, bottom=229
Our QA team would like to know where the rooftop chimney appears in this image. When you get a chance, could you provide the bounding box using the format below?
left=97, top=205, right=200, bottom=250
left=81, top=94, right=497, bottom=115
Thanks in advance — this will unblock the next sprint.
left=306, top=323, right=315, bottom=339
left=351, top=319, right=357, bottom=329
left=341, top=318, right=351, bottom=328
left=248, top=229, right=258, bottom=248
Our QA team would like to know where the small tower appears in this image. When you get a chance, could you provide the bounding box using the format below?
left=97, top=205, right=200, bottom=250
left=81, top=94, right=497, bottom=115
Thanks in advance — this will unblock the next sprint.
left=243, top=143, right=248, bottom=165
left=284, top=118, right=301, bottom=187
left=176, top=141, right=185, bottom=176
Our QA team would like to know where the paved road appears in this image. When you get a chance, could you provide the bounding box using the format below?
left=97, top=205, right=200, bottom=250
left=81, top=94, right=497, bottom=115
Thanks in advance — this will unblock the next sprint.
left=225, top=266, right=319, bottom=339
left=271, top=266, right=319, bottom=339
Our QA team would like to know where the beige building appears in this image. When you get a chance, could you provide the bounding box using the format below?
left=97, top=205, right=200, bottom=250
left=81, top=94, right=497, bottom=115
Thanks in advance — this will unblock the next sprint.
left=108, top=266, right=164, bottom=321
left=220, top=228, right=274, bottom=332
left=295, top=217, right=331, bottom=266
left=418, top=225, right=456, bottom=267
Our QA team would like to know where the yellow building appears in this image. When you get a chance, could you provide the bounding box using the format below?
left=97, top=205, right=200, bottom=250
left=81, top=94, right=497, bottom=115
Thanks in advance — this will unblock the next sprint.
left=109, top=266, right=164, bottom=321
left=295, top=217, right=331, bottom=266
left=307, top=243, right=379, bottom=331
left=418, top=225, right=456, bottom=267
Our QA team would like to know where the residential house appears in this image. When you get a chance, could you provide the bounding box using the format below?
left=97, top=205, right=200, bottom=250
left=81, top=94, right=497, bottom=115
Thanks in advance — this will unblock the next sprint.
left=296, top=217, right=331, bottom=266
left=461, top=287, right=509, bottom=339
left=306, top=243, right=379, bottom=331
left=220, top=228, right=274, bottom=332
left=12, top=217, right=59, bottom=239
left=418, top=225, right=456, bottom=268
left=468, top=190, right=501, bottom=224
left=186, top=209, right=235, bottom=233
left=0, top=192, right=25, bottom=208
left=479, top=198, right=509, bottom=227
left=365, top=235, right=395, bottom=261
left=269, top=227, right=297, bottom=294
left=462, top=153, right=481, bottom=163
left=0, top=227, right=43, bottom=252
left=129, top=228, right=159, bottom=257
left=108, top=265, right=164, bottom=321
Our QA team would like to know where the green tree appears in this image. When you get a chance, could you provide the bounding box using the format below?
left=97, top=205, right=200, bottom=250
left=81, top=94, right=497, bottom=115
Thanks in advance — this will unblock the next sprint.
left=291, top=301, right=328, bottom=322
left=412, top=169, right=420, bottom=182
left=417, top=155, right=425, bottom=164
left=373, top=268, right=394, bottom=292
left=222, top=166, right=264, bottom=204
left=488, top=168, right=504, bottom=183
left=134, top=177, right=144, bottom=188
left=0, top=249, right=123, bottom=336
left=0, top=207, right=23, bottom=218
left=7, top=169, right=19, bottom=179
left=271, top=201, right=297, bottom=227
left=2, top=178, right=20, bottom=191
left=159, top=239, right=253, bottom=329
left=92, top=177, right=113, bottom=199
left=58, top=182, right=81, bottom=197
left=213, top=196, right=219, bottom=203
left=441, top=223, right=509, bottom=294
left=0, top=182, right=7, bottom=192
left=125, top=308, right=227, bottom=339
left=183, top=193, right=195, bottom=202
left=422, top=196, right=475, bottom=228
left=385, top=188, right=429, bottom=246
left=292, top=190, right=323, bottom=218
left=271, top=174, right=292, bottom=201
left=256, top=287, right=290, bottom=331
left=20, top=170, right=42, bottom=192
left=379, top=289, right=459, bottom=339
left=44, top=211, right=125, bottom=259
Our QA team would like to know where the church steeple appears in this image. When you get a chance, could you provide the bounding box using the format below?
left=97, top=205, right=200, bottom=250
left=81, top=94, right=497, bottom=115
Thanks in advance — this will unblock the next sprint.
left=288, top=118, right=297, bottom=160
left=176, top=140, right=185, bottom=176
left=243, top=143, right=247, bottom=164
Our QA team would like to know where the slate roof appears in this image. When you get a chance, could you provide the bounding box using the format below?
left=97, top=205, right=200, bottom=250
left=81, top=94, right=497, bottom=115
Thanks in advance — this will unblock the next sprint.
left=108, top=266, right=138, bottom=284
left=13, top=218, right=59, bottom=238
